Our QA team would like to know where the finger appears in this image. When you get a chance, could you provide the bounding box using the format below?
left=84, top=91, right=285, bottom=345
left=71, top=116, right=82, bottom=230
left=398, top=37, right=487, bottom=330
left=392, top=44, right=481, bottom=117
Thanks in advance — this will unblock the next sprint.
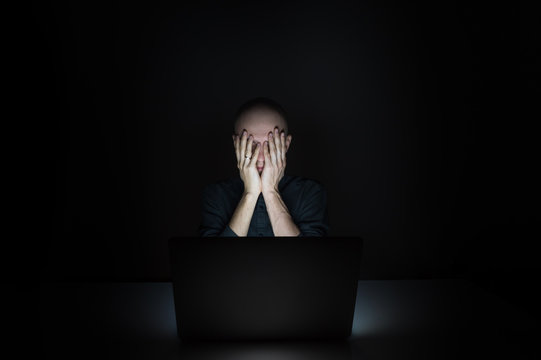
left=244, top=134, right=254, bottom=167
left=251, top=142, right=261, bottom=167
left=279, top=130, right=285, bottom=162
left=263, top=140, right=270, bottom=165
left=268, top=132, right=277, bottom=166
left=280, top=131, right=286, bottom=164
left=234, top=134, right=240, bottom=166
left=286, top=135, right=292, bottom=152
left=240, top=130, right=248, bottom=166
left=273, top=128, right=282, bottom=166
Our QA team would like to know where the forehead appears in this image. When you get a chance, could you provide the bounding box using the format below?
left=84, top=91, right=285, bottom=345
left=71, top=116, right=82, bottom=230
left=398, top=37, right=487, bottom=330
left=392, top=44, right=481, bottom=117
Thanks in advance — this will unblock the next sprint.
left=236, top=109, right=286, bottom=136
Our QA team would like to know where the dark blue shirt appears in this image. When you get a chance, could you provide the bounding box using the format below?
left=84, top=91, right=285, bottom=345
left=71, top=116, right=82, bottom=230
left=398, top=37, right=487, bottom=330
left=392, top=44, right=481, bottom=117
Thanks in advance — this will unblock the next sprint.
left=198, top=174, right=330, bottom=237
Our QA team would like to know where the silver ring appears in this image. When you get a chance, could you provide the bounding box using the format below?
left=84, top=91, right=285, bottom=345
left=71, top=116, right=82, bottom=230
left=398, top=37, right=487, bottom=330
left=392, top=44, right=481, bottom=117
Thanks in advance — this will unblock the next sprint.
left=245, top=155, right=251, bottom=159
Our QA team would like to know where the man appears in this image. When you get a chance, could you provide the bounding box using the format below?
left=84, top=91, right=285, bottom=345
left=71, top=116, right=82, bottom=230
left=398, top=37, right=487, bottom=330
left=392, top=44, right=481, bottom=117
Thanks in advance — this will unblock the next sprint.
left=198, top=97, right=330, bottom=237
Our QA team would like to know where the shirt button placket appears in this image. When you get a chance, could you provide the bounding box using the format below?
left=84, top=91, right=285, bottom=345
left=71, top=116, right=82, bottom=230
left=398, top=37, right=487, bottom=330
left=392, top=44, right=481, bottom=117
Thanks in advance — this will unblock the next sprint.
left=256, top=198, right=265, bottom=236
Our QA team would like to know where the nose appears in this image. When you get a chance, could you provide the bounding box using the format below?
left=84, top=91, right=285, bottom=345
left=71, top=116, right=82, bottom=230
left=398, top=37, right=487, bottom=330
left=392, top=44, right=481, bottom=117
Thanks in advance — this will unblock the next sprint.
left=257, top=148, right=265, bottom=161
left=251, top=141, right=265, bottom=169
left=252, top=142, right=265, bottom=160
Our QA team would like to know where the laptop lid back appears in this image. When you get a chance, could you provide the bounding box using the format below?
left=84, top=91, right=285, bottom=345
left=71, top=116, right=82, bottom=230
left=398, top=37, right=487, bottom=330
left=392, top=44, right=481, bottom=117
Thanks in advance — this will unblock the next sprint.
left=169, top=237, right=362, bottom=340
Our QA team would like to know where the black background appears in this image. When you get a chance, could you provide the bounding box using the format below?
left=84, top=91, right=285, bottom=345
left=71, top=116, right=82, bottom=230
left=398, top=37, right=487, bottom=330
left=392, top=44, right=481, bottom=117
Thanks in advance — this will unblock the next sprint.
left=18, top=0, right=538, bottom=315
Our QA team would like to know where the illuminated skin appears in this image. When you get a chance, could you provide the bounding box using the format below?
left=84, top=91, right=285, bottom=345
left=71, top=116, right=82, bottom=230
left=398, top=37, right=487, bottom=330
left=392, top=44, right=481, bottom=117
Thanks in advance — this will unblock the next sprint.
left=233, top=108, right=292, bottom=190
left=230, top=108, right=300, bottom=236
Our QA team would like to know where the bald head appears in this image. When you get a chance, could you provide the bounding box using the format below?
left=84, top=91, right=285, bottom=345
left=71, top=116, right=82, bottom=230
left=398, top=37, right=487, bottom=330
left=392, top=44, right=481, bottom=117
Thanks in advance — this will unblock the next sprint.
left=233, top=97, right=289, bottom=137
left=235, top=108, right=288, bottom=137
left=232, top=97, right=292, bottom=173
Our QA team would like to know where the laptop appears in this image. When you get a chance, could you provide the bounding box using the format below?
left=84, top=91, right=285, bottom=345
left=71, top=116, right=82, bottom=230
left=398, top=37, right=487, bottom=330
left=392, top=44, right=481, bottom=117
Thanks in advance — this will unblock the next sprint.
left=168, top=236, right=362, bottom=341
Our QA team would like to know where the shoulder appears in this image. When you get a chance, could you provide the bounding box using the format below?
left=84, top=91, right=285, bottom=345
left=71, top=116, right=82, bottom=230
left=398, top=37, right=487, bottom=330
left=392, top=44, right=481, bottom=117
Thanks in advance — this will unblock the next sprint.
left=202, top=175, right=243, bottom=197
left=285, top=174, right=327, bottom=194
left=289, top=174, right=326, bottom=188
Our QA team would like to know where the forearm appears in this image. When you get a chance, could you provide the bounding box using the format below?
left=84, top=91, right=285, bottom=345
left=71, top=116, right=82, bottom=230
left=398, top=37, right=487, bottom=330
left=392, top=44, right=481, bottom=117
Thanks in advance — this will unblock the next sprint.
left=228, top=191, right=258, bottom=236
left=263, top=190, right=301, bottom=236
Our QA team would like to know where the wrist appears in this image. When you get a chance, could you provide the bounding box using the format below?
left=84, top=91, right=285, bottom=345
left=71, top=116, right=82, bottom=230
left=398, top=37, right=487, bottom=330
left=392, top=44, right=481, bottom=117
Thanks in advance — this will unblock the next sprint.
left=262, top=187, right=279, bottom=196
left=243, top=191, right=260, bottom=198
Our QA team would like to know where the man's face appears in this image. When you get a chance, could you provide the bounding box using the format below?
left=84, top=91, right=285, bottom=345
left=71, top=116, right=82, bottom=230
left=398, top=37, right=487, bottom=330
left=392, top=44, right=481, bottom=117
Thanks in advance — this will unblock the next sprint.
left=235, top=109, right=291, bottom=174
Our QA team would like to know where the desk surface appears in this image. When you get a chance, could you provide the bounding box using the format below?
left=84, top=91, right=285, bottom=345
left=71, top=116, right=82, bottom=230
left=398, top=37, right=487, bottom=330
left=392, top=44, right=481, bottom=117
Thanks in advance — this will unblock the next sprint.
left=40, top=279, right=538, bottom=360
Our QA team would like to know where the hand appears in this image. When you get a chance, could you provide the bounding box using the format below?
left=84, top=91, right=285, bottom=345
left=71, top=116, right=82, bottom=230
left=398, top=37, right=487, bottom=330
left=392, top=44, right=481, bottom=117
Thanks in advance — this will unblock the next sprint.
left=261, top=127, right=291, bottom=194
left=233, top=130, right=262, bottom=195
